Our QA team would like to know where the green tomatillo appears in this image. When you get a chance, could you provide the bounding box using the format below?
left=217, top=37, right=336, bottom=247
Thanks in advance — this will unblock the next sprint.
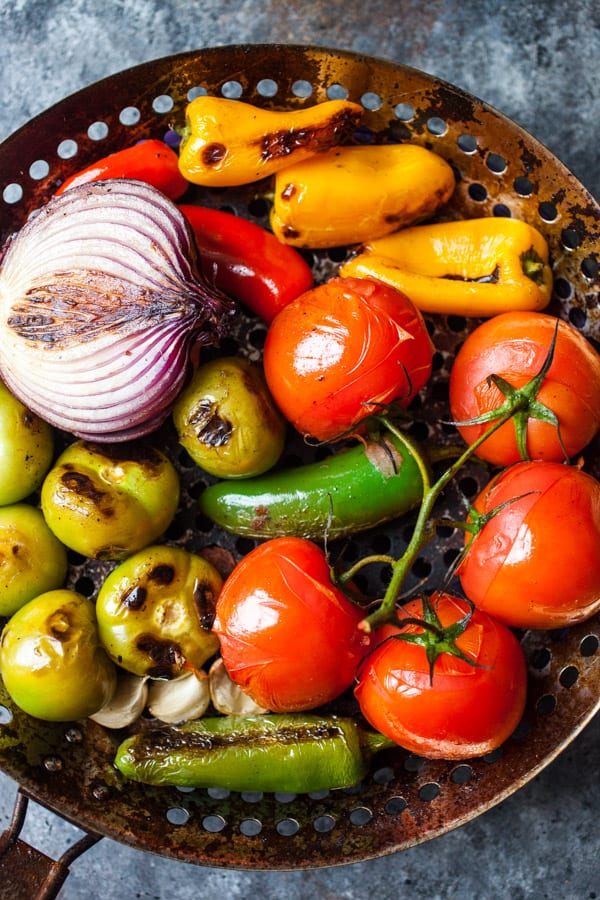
left=0, top=504, right=68, bottom=616
left=96, top=545, right=222, bottom=678
left=0, top=379, right=54, bottom=506
left=40, top=440, right=180, bottom=560
left=0, top=589, right=117, bottom=721
left=172, top=356, right=286, bottom=479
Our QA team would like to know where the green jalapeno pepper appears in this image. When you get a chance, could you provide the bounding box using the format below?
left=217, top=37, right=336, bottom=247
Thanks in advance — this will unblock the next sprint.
left=197, top=431, right=425, bottom=540
left=114, top=713, right=394, bottom=792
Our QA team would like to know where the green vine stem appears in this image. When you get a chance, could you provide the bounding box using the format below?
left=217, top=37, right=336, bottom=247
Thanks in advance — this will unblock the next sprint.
left=357, top=403, right=525, bottom=634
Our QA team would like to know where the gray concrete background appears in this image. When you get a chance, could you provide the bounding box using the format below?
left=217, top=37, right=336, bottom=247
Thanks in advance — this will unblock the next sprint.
left=0, top=1, right=599, bottom=898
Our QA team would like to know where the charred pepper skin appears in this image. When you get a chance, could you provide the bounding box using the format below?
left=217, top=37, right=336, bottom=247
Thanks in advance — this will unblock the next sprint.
left=341, top=217, right=553, bottom=316
left=177, top=96, right=364, bottom=187
left=114, top=714, right=395, bottom=793
left=197, top=431, right=425, bottom=540
left=269, top=143, right=455, bottom=249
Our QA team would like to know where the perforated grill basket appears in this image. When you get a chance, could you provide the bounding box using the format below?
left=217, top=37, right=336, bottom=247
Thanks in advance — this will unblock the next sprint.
left=0, top=44, right=598, bottom=874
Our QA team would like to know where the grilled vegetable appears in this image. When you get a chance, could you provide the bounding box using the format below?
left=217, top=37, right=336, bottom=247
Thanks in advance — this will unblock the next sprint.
left=0, top=504, right=68, bottom=616
left=198, top=430, right=424, bottom=540
left=0, top=378, right=54, bottom=506
left=269, top=143, right=455, bottom=249
left=172, top=356, right=286, bottom=479
left=262, top=276, right=434, bottom=443
left=179, top=204, right=313, bottom=322
left=95, top=545, right=221, bottom=678
left=40, top=441, right=180, bottom=561
left=55, top=139, right=190, bottom=199
left=341, top=217, right=553, bottom=316
left=0, top=589, right=117, bottom=722
left=0, top=179, right=235, bottom=442
left=178, top=96, right=363, bottom=187
left=114, top=714, right=394, bottom=792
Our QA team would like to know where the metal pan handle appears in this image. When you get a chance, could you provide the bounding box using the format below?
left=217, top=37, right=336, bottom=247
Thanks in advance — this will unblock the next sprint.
left=0, top=788, right=101, bottom=899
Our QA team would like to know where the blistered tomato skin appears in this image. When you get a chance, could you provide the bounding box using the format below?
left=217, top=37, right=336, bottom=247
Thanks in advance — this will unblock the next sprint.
left=0, top=379, right=54, bottom=506
left=213, top=536, right=370, bottom=712
left=263, top=276, right=434, bottom=442
left=0, top=589, right=117, bottom=722
left=354, top=594, right=527, bottom=760
left=0, top=504, right=68, bottom=616
left=458, top=460, right=600, bottom=630
left=40, top=440, right=180, bottom=560
left=95, top=545, right=221, bottom=678
left=172, top=356, right=286, bottom=479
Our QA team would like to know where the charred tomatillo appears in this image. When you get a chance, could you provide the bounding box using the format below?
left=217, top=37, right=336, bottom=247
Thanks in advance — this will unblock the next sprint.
left=172, top=356, right=286, bottom=479
left=40, top=441, right=180, bottom=560
left=95, top=545, right=221, bottom=678
left=0, top=504, right=68, bottom=616
left=0, top=589, right=117, bottom=721
left=0, top=379, right=54, bottom=505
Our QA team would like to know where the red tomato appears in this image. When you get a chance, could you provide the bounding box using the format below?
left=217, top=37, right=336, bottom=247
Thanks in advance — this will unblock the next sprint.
left=263, top=276, right=434, bottom=442
left=458, top=460, right=600, bottom=630
left=212, top=536, right=370, bottom=712
left=449, top=311, right=600, bottom=465
left=354, top=593, right=527, bottom=759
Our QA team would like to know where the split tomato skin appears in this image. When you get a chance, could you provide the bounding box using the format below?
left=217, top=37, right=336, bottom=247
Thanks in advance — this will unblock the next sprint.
left=449, top=311, right=600, bottom=465
left=263, top=276, right=434, bottom=442
left=212, top=536, right=370, bottom=712
left=458, top=461, right=600, bottom=630
left=354, top=593, right=527, bottom=760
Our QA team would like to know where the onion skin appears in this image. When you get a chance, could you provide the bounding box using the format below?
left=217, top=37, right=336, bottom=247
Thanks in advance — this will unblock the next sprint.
left=0, top=179, right=236, bottom=441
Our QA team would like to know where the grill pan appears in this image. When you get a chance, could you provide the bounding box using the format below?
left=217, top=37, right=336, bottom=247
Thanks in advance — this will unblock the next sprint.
left=0, top=43, right=599, bottom=881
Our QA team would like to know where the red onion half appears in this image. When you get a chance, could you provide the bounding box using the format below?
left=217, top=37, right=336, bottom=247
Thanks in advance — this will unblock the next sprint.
left=0, top=179, right=236, bottom=441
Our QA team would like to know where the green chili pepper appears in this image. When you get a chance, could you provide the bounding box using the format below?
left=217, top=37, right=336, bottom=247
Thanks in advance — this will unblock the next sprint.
left=114, top=714, right=394, bottom=792
left=197, top=432, right=425, bottom=540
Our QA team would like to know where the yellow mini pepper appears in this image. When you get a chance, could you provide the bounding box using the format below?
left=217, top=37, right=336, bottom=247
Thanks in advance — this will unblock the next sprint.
left=269, top=143, right=455, bottom=249
left=178, top=96, right=364, bottom=187
left=340, top=217, right=553, bottom=316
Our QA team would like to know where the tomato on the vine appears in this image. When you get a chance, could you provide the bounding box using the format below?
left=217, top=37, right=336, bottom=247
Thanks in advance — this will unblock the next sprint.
left=354, top=593, right=527, bottom=759
left=457, top=460, right=600, bottom=630
left=212, top=536, right=370, bottom=712
left=263, top=276, right=434, bottom=442
left=448, top=311, right=600, bottom=466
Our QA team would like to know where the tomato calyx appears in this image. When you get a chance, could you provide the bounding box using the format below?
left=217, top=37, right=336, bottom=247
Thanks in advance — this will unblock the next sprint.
left=383, top=594, right=482, bottom=683
left=448, top=319, right=568, bottom=461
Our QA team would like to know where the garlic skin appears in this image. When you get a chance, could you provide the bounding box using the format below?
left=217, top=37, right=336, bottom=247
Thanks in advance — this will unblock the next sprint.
left=89, top=673, right=149, bottom=729
left=209, top=657, right=269, bottom=716
left=0, top=179, right=235, bottom=442
left=147, top=670, right=210, bottom=724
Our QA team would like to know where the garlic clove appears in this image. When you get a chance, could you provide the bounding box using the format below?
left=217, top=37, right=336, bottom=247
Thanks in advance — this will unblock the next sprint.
left=89, top=673, right=149, bottom=729
left=209, top=657, right=269, bottom=716
left=147, top=670, right=210, bottom=724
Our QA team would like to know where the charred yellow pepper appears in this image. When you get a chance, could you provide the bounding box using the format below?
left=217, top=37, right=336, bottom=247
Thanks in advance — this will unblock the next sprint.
left=340, top=217, right=553, bottom=316
left=178, top=96, right=363, bottom=187
left=269, top=143, right=455, bottom=249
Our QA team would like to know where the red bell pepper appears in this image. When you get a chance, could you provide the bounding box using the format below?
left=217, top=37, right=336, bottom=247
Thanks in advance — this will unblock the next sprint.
left=56, top=139, right=189, bottom=200
left=179, top=204, right=313, bottom=323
